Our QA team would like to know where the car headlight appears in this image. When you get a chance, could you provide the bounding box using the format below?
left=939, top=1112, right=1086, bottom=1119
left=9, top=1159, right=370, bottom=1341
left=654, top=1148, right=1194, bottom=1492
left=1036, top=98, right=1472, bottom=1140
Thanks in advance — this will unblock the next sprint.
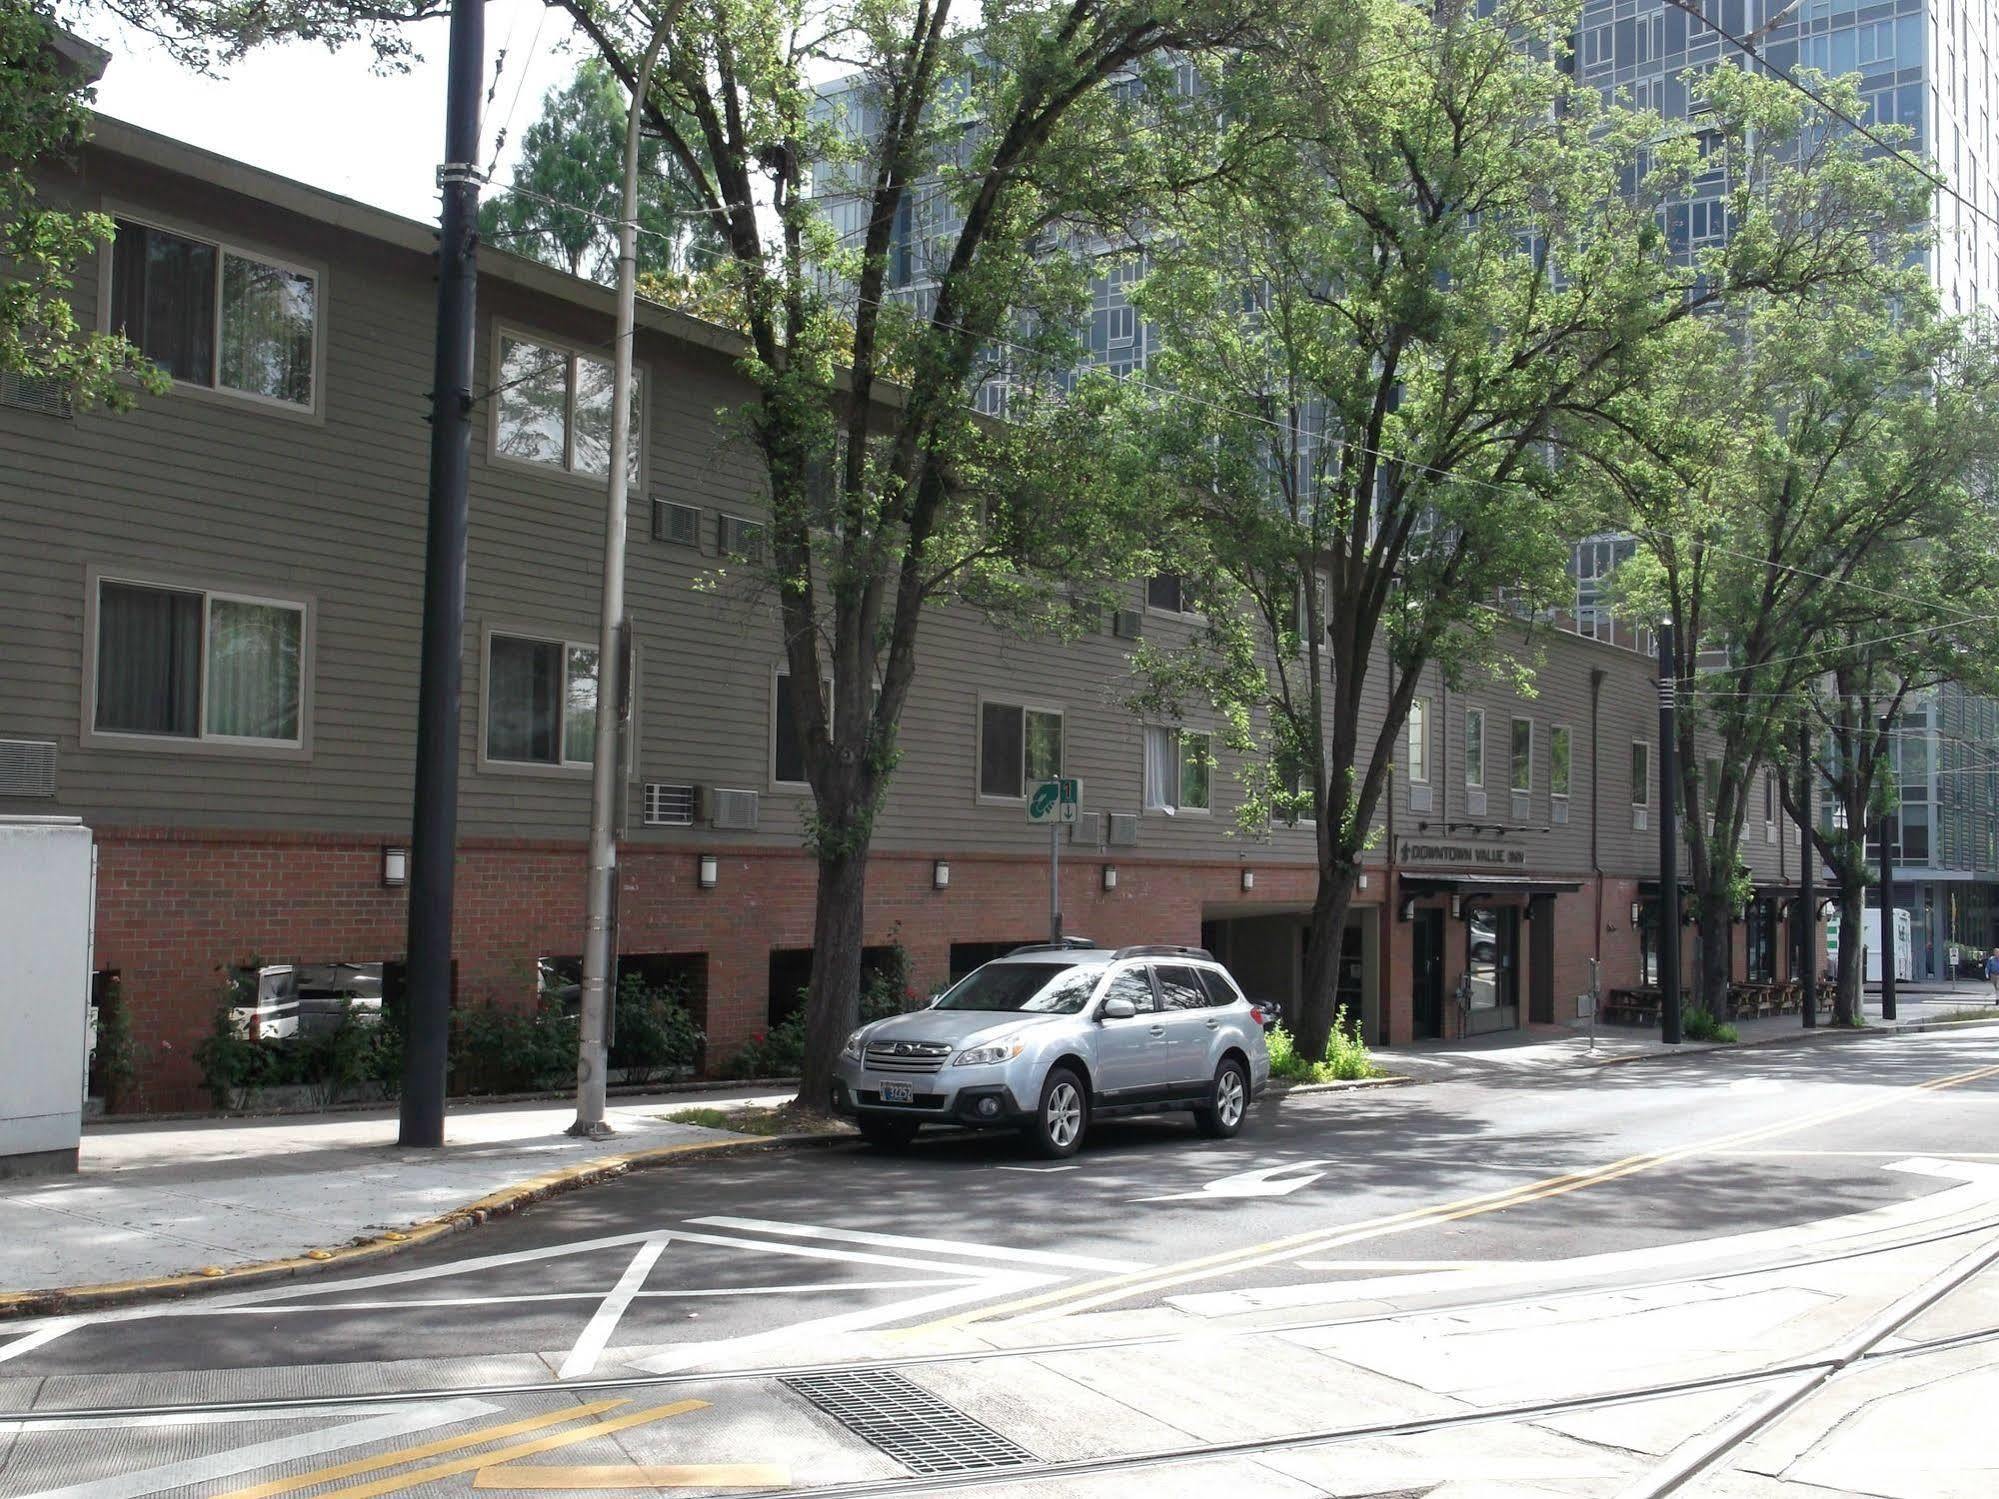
left=841, top=1030, right=867, bottom=1061
left=951, top=1041, right=1024, bottom=1067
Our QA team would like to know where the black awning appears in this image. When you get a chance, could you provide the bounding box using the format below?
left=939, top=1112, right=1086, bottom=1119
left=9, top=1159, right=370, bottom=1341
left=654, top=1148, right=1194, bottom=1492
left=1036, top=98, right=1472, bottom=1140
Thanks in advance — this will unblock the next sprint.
left=1756, top=883, right=1802, bottom=899
left=1400, top=873, right=1583, bottom=898
left=1637, top=880, right=1696, bottom=900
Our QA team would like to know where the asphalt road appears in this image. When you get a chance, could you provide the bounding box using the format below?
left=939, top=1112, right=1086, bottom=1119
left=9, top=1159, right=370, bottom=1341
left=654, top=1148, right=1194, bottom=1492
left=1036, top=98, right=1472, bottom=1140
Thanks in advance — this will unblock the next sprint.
left=6, top=1027, right=1998, bottom=1498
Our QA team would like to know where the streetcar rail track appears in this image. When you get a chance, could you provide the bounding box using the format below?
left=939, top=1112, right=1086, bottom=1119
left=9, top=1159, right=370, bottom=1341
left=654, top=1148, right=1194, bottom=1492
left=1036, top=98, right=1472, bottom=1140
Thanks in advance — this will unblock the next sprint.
left=7, top=1207, right=1997, bottom=1427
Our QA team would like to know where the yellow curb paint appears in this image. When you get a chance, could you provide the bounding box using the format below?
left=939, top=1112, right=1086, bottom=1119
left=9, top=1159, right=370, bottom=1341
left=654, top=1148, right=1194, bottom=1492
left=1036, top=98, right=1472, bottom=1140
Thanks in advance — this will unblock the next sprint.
left=930, top=1060, right=1999, bottom=1328
left=472, top=1463, right=791, bottom=1489
left=213, top=1402, right=628, bottom=1499
left=0, top=1133, right=832, bottom=1321
left=286, top=1400, right=709, bottom=1499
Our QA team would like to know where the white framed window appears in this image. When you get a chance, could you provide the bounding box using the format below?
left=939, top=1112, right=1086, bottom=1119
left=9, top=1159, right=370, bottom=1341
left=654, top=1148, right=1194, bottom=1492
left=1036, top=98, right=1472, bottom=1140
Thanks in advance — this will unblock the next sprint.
left=491, top=325, right=644, bottom=485
left=1407, top=697, right=1430, bottom=783
left=1464, top=708, right=1485, bottom=789
left=978, top=700, right=1063, bottom=801
left=1551, top=724, right=1572, bottom=800
left=483, top=630, right=599, bottom=770
left=771, top=667, right=833, bottom=791
left=109, top=216, right=322, bottom=412
left=87, top=574, right=309, bottom=752
left=1632, top=740, right=1651, bottom=807
left=1145, top=726, right=1212, bottom=813
left=1511, top=717, right=1533, bottom=794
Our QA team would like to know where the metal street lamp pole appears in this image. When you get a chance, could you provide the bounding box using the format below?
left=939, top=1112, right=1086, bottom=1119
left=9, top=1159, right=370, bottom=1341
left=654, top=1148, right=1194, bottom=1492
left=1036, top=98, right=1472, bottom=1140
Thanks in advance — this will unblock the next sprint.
left=1879, top=711, right=1898, bottom=1023
left=1658, top=621, right=1683, bottom=1046
left=572, top=11, right=676, bottom=1139
left=1799, top=721, right=1817, bottom=1028
left=398, top=0, right=483, bottom=1148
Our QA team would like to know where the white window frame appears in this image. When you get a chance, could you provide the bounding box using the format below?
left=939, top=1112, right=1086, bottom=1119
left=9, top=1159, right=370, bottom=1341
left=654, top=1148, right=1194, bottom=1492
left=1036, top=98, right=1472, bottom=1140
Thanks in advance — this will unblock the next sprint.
left=81, top=567, right=315, bottom=759
left=770, top=666, right=833, bottom=793
left=478, top=625, right=601, bottom=776
left=1511, top=716, right=1534, bottom=794
left=1407, top=697, right=1430, bottom=784
left=1632, top=739, right=1652, bottom=807
left=975, top=697, right=1065, bottom=804
left=488, top=322, right=648, bottom=487
left=100, top=206, right=328, bottom=420
left=1550, top=723, right=1573, bottom=803
left=1464, top=708, right=1485, bottom=789
left=1145, top=725, right=1214, bottom=815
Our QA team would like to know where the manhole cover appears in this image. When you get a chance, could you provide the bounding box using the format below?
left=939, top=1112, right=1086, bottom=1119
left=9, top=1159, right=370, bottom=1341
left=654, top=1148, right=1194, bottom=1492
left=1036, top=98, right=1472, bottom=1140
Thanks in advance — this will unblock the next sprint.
left=783, top=1368, right=1038, bottom=1476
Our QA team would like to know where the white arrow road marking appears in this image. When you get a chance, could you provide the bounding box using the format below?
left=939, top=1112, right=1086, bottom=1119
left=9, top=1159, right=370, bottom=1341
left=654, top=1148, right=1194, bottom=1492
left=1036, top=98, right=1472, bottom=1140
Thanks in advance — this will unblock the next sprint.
left=558, top=1236, right=668, bottom=1380
left=1137, top=1160, right=1333, bottom=1202
left=687, top=1216, right=1142, bottom=1273
left=11, top=1398, right=498, bottom=1499
left=0, top=1321, right=79, bottom=1367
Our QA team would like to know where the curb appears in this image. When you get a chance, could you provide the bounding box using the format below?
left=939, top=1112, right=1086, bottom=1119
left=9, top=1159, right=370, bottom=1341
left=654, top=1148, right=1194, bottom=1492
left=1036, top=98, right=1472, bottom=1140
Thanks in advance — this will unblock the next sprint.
left=1584, top=1013, right=1999, bottom=1069
left=86, top=1077, right=805, bottom=1128
left=1268, top=1074, right=1416, bottom=1096
left=0, top=1130, right=846, bottom=1323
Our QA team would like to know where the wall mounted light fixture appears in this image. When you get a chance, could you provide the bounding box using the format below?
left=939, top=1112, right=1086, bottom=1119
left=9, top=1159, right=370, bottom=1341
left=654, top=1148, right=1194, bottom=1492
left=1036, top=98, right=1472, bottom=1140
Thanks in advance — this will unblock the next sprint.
left=381, top=846, right=409, bottom=888
left=933, top=860, right=950, bottom=890
left=698, top=854, right=719, bottom=889
left=1358, top=872, right=1369, bottom=891
left=1102, top=865, right=1119, bottom=891
left=1631, top=900, right=1643, bottom=927
left=1398, top=896, right=1415, bottom=922
left=1450, top=893, right=1463, bottom=920
left=1241, top=869, right=1255, bottom=892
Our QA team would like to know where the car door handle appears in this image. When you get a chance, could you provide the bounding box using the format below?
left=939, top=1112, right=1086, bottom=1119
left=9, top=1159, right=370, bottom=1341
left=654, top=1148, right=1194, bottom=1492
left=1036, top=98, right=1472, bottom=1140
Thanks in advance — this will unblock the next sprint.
left=1204, top=1018, right=1220, bottom=1029
left=1149, top=1025, right=1166, bottom=1036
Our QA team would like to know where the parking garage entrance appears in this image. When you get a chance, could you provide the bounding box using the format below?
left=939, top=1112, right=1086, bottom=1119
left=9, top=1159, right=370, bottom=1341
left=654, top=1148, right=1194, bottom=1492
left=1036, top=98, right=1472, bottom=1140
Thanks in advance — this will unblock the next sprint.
left=1202, top=906, right=1381, bottom=1045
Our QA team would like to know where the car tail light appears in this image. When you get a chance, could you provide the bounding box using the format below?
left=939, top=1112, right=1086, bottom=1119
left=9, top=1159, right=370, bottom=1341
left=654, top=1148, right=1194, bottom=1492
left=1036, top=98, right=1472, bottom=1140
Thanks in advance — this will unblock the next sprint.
left=1249, top=1005, right=1267, bottom=1027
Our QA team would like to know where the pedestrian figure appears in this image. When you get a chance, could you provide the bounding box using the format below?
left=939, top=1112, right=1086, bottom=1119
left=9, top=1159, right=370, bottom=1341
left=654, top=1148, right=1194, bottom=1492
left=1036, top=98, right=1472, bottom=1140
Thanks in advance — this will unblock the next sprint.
left=1985, top=948, right=1999, bottom=1001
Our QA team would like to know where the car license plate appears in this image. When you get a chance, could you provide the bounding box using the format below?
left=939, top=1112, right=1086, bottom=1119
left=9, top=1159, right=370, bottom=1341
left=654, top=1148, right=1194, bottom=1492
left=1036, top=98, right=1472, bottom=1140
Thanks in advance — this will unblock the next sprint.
left=879, top=1082, right=913, bottom=1104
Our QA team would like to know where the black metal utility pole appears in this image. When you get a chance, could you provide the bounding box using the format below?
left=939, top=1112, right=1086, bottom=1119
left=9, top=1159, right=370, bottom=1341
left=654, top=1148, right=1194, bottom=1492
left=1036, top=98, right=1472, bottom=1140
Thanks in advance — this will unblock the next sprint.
left=1658, top=621, right=1683, bottom=1046
left=399, top=0, right=483, bottom=1148
left=1878, top=739, right=1898, bottom=1021
left=1798, top=722, right=1817, bottom=1029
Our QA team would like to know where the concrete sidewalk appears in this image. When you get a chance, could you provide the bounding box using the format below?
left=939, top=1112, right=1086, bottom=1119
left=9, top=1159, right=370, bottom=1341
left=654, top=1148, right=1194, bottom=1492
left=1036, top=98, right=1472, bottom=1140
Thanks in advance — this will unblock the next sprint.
left=0, top=1085, right=794, bottom=1301
left=1392, top=985, right=1998, bottom=1076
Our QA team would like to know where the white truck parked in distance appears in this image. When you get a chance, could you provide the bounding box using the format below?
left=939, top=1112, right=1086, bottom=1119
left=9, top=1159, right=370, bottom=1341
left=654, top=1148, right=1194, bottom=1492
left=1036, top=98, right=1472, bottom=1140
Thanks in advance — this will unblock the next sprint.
left=1826, top=907, right=1913, bottom=983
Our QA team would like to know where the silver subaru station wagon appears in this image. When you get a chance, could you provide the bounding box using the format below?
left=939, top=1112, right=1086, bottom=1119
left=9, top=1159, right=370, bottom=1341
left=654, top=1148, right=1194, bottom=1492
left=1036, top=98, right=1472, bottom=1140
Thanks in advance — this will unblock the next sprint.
left=829, top=941, right=1274, bottom=1157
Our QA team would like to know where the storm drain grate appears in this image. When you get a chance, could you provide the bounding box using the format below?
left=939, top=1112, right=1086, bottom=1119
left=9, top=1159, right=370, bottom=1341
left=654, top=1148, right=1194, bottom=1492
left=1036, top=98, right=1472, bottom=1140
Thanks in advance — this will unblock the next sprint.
left=782, top=1368, right=1037, bottom=1476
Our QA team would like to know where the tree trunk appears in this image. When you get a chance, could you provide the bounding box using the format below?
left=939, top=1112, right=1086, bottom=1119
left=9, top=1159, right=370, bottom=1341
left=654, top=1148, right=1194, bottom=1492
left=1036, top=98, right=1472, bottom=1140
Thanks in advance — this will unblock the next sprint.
left=795, top=842, right=870, bottom=1112
left=1833, top=877, right=1864, bottom=1027
left=1695, top=887, right=1734, bottom=1020
left=1295, top=873, right=1356, bottom=1062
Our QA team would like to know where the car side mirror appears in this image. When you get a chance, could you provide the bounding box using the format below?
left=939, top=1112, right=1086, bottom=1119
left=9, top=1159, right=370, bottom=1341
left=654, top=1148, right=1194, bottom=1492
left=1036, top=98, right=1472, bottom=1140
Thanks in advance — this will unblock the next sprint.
left=1099, top=996, right=1137, bottom=1021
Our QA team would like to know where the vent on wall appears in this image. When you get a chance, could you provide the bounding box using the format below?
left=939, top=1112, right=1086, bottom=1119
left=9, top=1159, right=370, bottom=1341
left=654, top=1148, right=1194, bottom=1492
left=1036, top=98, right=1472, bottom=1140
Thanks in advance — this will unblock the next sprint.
left=1409, top=783, right=1433, bottom=814
left=1465, top=789, right=1487, bottom=816
left=711, top=788, right=760, bottom=830
left=1070, top=810, right=1104, bottom=845
left=1552, top=797, right=1569, bottom=826
left=1633, top=806, right=1649, bottom=832
left=1107, top=812, right=1139, bottom=847
left=0, top=739, right=57, bottom=797
left=643, top=782, right=698, bottom=826
left=0, top=371, right=72, bottom=419
left=652, top=500, right=700, bottom=548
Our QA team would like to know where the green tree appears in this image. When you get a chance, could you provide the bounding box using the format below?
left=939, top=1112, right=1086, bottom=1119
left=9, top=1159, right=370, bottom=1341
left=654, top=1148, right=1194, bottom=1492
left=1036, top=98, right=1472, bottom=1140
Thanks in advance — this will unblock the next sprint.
left=1582, top=284, right=1996, bottom=1021
left=3, top=4, right=162, bottom=408
left=478, top=59, right=717, bottom=283
left=1122, top=2, right=1914, bottom=1062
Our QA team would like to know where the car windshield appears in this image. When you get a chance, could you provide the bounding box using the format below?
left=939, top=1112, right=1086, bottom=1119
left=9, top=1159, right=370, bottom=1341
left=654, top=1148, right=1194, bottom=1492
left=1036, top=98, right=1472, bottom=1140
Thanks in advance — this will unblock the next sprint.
left=933, top=962, right=1099, bottom=1014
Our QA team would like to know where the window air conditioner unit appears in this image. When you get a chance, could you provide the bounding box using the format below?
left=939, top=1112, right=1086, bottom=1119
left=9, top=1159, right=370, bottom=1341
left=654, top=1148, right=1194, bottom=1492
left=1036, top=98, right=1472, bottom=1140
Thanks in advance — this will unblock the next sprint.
left=1107, top=812, right=1140, bottom=847
left=1070, top=810, right=1104, bottom=845
left=711, top=788, right=760, bottom=830
left=652, top=500, right=700, bottom=548
left=1112, top=609, right=1143, bottom=640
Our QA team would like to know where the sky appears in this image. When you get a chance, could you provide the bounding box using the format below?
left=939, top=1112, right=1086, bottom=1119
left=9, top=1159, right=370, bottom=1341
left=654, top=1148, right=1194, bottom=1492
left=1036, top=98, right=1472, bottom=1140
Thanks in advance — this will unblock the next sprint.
left=83, top=0, right=584, bottom=226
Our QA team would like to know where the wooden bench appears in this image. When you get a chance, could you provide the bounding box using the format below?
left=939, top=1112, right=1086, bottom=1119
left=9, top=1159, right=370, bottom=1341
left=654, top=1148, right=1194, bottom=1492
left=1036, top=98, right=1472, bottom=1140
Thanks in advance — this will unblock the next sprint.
left=1603, top=988, right=1663, bottom=1027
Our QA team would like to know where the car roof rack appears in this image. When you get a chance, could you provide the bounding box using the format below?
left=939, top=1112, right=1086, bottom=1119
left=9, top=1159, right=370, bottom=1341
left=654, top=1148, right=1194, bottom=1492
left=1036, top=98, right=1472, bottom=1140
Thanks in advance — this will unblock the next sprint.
left=1005, top=937, right=1098, bottom=955
left=1111, top=944, right=1217, bottom=962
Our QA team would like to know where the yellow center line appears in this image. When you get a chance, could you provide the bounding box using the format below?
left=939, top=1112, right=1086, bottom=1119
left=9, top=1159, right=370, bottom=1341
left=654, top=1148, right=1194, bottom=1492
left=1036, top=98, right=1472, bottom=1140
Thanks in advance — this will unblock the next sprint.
left=933, top=1061, right=1999, bottom=1328
left=281, top=1401, right=710, bottom=1499
left=472, top=1463, right=792, bottom=1489
left=214, top=1402, right=630, bottom=1499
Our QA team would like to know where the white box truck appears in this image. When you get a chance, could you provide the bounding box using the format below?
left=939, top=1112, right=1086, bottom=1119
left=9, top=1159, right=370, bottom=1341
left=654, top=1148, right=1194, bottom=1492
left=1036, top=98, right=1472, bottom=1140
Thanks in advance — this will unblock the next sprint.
left=1826, top=907, right=1913, bottom=984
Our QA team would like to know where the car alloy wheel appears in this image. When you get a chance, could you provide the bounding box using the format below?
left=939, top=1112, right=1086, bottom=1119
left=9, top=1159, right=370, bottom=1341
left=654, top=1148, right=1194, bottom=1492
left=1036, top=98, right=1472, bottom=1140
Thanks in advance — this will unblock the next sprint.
left=1027, top=1065, right=1088, bottom=1159
left=1196, top=1057, right=1249, bottom=1139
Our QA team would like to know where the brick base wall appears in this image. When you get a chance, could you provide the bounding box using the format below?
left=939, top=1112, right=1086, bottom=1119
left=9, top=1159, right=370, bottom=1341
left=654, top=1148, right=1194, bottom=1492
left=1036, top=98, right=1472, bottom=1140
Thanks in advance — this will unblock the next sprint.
left=92, top=828, right=1324, bottom=1111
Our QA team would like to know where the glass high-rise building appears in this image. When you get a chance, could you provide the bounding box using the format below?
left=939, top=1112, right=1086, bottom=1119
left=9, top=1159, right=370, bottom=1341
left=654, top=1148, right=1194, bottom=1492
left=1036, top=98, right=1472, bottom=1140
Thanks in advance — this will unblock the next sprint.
left=1571, top=0, right=1998, bottom=975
